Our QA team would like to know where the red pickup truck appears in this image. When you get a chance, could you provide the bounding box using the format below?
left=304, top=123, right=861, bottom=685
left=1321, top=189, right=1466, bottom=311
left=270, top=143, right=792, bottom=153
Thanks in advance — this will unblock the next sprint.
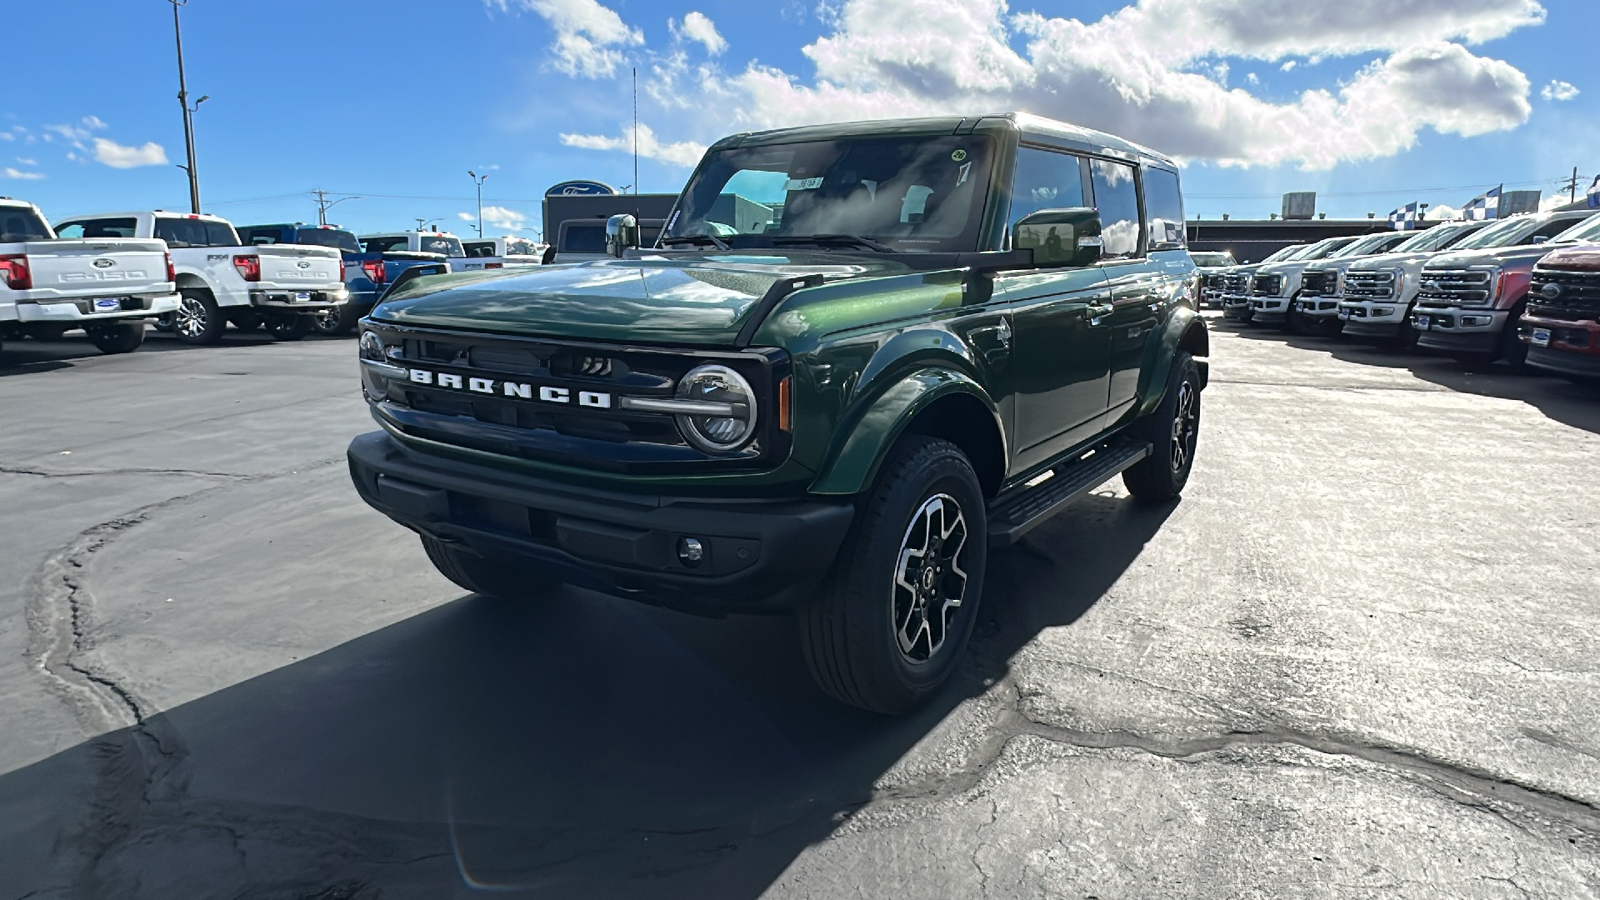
left=1521, top=244, right=1600, bottom=380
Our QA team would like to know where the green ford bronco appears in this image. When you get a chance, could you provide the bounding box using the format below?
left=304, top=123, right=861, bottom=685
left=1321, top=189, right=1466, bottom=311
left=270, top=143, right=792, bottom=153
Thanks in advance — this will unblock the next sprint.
left=347, top=113, right=1208, bottom=714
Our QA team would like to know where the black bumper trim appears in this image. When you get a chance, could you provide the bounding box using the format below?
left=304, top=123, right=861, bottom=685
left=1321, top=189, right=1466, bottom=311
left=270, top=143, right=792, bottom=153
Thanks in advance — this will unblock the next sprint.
left=347, top=432, right=854, bottom=613
left=1416, top=329, right=1499, bottom=354
left=1526, top=346, right=1600, bottom=378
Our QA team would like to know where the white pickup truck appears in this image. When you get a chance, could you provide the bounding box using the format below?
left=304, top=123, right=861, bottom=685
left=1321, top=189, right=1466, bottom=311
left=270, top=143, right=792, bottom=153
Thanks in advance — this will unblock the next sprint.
left=360, top=230, right=466, bottom=262
left=53, top=211, right=348, bottom=344
left=456, top=236, right=546, bottom=271
left=1, top=198, right=178, bottom=357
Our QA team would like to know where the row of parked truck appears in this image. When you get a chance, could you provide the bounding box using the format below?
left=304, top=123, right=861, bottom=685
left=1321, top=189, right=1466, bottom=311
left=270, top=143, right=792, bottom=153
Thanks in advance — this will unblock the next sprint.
left=0, top=196, right=545, bottom=358
left=1203, top=208, right=1600, bottom=380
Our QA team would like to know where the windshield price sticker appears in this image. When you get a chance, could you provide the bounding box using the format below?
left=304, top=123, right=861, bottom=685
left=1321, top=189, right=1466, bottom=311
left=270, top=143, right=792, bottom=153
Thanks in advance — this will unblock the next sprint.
left=783, top=177, right=824, bottom=191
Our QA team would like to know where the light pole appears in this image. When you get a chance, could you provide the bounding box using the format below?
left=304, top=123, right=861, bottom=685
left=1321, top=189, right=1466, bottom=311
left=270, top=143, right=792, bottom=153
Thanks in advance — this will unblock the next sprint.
left=467, top=171, right=489, bottom=237
left=169, top=0, right=203, bottom=214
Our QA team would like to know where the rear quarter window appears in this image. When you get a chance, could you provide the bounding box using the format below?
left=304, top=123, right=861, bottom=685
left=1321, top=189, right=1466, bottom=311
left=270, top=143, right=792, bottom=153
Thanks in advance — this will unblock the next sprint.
left=1142, top=167, right=1186, bottom=251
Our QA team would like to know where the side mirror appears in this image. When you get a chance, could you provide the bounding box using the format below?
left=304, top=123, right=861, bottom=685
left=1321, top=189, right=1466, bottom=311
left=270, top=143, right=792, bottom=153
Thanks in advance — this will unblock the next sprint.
left=605, top=214, right=639, bottom=258
left=1531, top=235, right=1550, bottom=244
left=1015, top=207, right=1103, bottom=268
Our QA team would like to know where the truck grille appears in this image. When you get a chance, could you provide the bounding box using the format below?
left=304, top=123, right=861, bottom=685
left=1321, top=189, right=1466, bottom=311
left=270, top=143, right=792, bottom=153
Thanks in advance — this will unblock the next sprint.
left=1221, top=272, right=1251, bottom=294
left=1251, top=274, right=1283, bottom=297
left=362, top=324, right=789, bottom=472
left=1345, top=271, right=1397, bottom=300
left=1301, top=270, right=1339, bottom=298
left=1528, top=268, right=1600, bottom=322
left=1416, top=269, right=1493, bottom=308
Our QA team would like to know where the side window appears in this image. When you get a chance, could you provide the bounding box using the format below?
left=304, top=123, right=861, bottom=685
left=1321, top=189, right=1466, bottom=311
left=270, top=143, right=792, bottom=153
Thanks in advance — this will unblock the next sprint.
left=1141, top=167, right=1185, bottom=251
left=60, top=217, right=137, bottom=239
left=155, top=218, right=204, bottom=248
left=1530, top=218, right=1578, bottom=241
left=1090, top=159, right=1141, bottom=259
left=1008, top=146, right=1087, bottom=241
left=206, top=221, right=240, bottom=247
left=56, top=222, right=85, bottom=239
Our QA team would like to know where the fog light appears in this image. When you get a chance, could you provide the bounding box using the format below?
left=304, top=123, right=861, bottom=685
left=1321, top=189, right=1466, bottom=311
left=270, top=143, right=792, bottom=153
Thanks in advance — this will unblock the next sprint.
left=678, top=537, right=705, bottom=566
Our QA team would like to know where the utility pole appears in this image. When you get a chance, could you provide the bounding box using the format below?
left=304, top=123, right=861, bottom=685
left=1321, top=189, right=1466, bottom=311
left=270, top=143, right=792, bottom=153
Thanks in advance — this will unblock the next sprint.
left=169, top=0, right=203, bottom=214
left=632, top=67, right=639, bottom=197
left=467, top=171, right=489, bottom=237
left=1558, top=167, right=1582, bottom=204
left=312, top=189, right=359, bottom=226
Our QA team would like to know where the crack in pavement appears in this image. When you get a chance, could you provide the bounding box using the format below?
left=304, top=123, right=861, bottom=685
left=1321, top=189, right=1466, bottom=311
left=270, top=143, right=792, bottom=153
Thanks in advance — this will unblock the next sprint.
left=853, top=680, right=1600, bottom=855
left=0, top=464, right=257, bottom=481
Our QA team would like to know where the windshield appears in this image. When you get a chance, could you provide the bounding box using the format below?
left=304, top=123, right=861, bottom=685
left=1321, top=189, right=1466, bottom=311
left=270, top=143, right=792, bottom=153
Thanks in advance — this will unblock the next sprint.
left=1298, top=238, right=1354, bottom=261
left=1331, top=233, right=1402, bottom=258
left=504, top=239, right=539, bottom=256
left=419, top=234, right=464, bottom=257
left=1262, top=244, right=1304, bottom=262
left=664, top=135, right=995, bottom=253
left=1393, top=223, right=1470, bottom=253
left=1191, top=252, right=1235, bottom=266
left=294, top=229, right=362, bottom=253
left=1550, top=212, right=1600, bottom=244
left=0, top=208, right=52, bottom=241
left=1451, top=216, right=1541, bottom=250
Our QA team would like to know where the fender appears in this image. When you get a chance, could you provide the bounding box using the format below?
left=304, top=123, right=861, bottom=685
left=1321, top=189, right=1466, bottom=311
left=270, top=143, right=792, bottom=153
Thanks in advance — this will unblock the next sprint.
left=1131, top=304, right=1209, bottom=419
left=810, top=365, right=1004, bottom=496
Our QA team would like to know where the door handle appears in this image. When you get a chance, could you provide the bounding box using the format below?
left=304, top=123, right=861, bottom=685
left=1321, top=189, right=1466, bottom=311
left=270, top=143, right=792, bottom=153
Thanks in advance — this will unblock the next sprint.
left=1087, top=302, right=1115, bottom=323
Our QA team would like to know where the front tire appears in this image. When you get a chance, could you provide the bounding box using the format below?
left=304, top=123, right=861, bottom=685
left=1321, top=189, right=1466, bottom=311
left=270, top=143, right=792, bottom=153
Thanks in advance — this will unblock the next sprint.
left=87, top=322, right=146, bottom=355
left=797, top=436, right=987, bottom=715
left=313, top=303, right=362, bottom=336
left=421, top=537, right=552, bottom=599
left=1122, top=352, right=1201, bottom=502
left=174, top=289, right=225, bottom=344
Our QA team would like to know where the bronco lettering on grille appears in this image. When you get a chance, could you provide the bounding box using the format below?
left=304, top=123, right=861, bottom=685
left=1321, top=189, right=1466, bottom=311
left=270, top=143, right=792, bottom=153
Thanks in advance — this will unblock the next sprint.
left=406, top=368, right=613, bottom=408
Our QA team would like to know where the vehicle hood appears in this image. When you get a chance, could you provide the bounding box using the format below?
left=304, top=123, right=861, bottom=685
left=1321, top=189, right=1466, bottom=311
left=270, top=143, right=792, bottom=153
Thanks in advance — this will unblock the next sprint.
left=1538, top=245, right=1600, bottom=271
left=1348, top=249, right=1447, bottom=271
left=371, top=252, right=912, bottom=346
left=1255, top=260, right=1318, bottom=277
left=1425, top=241, right=1592, bottom=271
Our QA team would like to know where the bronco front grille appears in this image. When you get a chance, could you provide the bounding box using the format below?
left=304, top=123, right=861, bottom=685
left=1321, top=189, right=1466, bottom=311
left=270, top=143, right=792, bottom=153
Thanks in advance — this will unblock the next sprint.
left=1528, top=268, right=1600, bottom=321
left=1345, top=270, right=1397, bottom=300
left=1416, top=268, right=1493, bottom=307
left=362, top=323, right=790, bottom=472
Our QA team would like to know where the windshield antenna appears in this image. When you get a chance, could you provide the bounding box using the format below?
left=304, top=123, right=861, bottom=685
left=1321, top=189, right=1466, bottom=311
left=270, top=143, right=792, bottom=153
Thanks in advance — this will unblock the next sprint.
left=631, top=67, right=639, bottom=200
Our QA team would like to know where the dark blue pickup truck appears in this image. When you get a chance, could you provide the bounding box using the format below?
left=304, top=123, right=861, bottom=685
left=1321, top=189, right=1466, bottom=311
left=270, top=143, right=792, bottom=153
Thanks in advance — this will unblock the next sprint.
left=235, top=223, right=445, bottom=335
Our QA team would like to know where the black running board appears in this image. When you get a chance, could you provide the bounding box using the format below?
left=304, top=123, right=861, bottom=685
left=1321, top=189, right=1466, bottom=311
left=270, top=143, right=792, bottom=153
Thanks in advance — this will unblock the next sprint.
left=987, top=436, right=1152, bottom=547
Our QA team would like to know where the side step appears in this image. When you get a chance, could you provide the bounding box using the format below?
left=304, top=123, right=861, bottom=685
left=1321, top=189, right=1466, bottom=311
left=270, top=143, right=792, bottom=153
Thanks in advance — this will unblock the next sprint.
left=986, top=436, right=1152, bottom=547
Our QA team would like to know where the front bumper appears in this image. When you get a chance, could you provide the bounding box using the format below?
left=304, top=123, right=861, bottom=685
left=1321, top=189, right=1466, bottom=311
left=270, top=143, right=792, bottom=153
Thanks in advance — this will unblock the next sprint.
left=1520, top=314, right=1600, bottom=377
left=1337, top=300, right=1407, bottom=336
left=1413, top=306, right=1508, bottom=354
left=250, top=287, right=350, bottom=312
left=347, top=431, right=855, bottom=614
left=1251, top=296, right=1289, bottom=323
left=1221, top=296, right=1254, bottom=320
left=13, top=291, right=179, bottom=323
left=1294, top=296, right=1342, bottom=319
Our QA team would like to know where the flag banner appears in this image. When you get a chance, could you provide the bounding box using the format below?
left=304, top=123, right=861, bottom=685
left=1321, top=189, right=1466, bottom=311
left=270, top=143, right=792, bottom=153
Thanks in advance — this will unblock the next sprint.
left=1588, top=174, right=1600, bottom=210
left=1464, top=185, right=1502, bottom=221
left=1387, top=202, right=1420, bottom=231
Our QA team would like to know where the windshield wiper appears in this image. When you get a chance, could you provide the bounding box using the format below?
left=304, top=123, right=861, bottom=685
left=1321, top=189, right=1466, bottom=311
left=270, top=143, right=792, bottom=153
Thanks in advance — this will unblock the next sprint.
left=769, top=234, right=895, bottom=252
left=660, top=234, right=730, bottom=250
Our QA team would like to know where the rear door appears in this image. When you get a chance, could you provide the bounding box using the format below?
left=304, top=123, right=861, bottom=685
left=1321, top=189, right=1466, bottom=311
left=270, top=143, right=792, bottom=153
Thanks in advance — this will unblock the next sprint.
left=1095, top=158, right=1173, bottom=420
left=993, top=145, right=1115, bottom=472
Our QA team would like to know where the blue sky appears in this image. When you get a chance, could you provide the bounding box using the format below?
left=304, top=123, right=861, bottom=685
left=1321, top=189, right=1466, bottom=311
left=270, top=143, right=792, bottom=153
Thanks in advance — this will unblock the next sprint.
left=3, top=0, right=1595, bottom=237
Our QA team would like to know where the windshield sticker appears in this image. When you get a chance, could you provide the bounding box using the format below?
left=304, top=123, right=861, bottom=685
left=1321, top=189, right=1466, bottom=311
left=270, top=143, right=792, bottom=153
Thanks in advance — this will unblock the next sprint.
left=956, top=161, right=972, bottom=186
left=667, top=210, right=680, bottom=231
left=784, top=176, right=824, bottom=191
left=951, top=148, right=968, bottom=162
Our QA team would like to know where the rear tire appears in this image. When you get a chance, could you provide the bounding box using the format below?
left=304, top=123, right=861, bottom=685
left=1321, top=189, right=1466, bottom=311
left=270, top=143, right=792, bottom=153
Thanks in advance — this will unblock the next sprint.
left=797, top=435, right=987, bottom=715
left=313, top=303, right=362, bottom=336
left=1122, top=352, right=1201, bottom=503
left=153, top=313, right=175, bottom=333
left=422, top=537, right=549, bottom=600
left=174, top=289, right=225, bottom=344
left=266, top=313, right=313, bottom=341
left=87, top=322, right=146, bottom=355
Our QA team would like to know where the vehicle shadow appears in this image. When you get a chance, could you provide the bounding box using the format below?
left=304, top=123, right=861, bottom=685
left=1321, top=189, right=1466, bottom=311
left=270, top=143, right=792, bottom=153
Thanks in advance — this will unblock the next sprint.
left=1216, top=319, right=1600, bottom=436
left=0, top=330, right=296, bottom=375
left=0, top=492, right=1173, bottom=899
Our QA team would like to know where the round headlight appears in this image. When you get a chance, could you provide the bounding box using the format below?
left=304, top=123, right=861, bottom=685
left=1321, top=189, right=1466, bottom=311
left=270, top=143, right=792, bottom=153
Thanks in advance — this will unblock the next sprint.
left=359, top=330, right=386, bottom=362
left=676, top=364, right=757, bottom=453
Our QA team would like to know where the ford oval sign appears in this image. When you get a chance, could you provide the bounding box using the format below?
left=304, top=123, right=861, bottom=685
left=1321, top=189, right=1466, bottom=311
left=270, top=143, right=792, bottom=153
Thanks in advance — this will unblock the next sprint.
left=92, top=258, right=115, bottom=269
left=545, top=180, right=619, bottom=197
left=1540, top=282, right=1562, bottom=299
left=297, top=260, right=311, bottom=269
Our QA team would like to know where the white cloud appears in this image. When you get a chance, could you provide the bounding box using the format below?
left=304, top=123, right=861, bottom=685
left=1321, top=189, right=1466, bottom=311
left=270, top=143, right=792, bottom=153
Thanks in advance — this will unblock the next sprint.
left=2, top=167, right=45, bottom=181
left=459, top=206, right=531, bottom=231
left=0, top=133, right=11, bottom=142
left=15, top=157, right=36, bottom=165
left=672, top=11, right=727, bottom=55
left=1427, top=204, right=1463, bottom=221
left=81, top=115, right=108, bottom=130
left=487, top=0, right=643, bottom=78
left=605, top=0, right=1543, bottom=171
left=92, top=137, right=169, bottom=169
left=1280, top=59, right=1297, bottom=71
left=560, top=122, right=707, bottom=167
left=1541, top=79, right=1579, bottom=101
